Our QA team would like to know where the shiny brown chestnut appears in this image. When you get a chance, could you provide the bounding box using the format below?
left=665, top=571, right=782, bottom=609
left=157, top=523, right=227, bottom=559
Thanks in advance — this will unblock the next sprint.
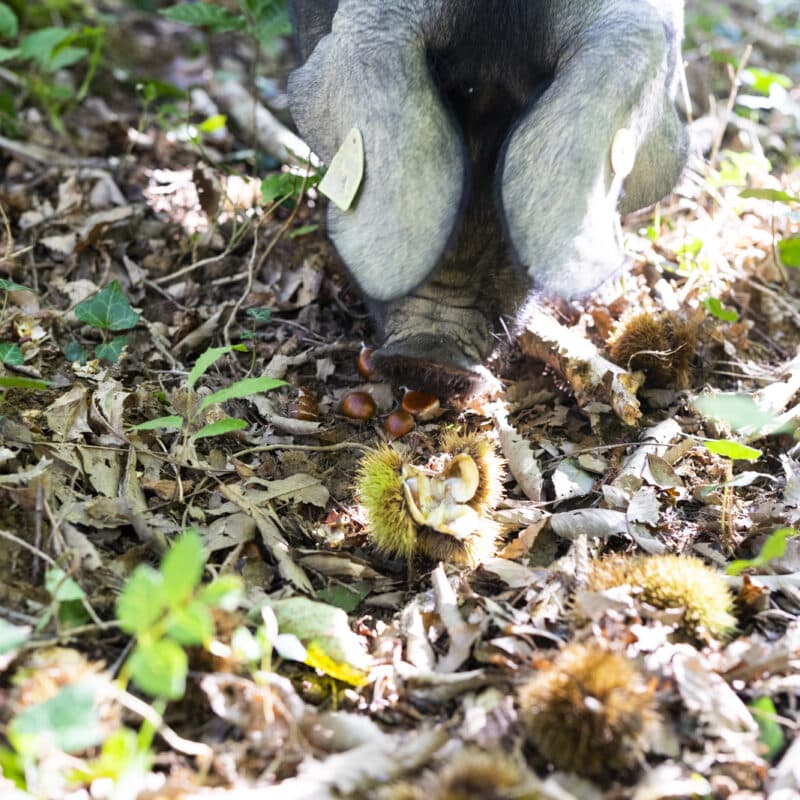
left=288, top=387, right=319, bottom=421
left=357, top=347, right=377, bottom=381
left=341, top=391, right=377, bottom=421
left=384, top=410, right=415, bottom=440
left=401, top=390, right=441, bottom=421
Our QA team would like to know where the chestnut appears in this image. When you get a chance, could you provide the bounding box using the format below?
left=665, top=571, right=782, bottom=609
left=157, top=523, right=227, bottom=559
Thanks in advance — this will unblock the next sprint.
left=357, top=347, right=377, bottom=381
left=342, top=391, right=377, bottom=421
left=288, top=387, right=319, bottom=421
left=384, top=410, right=415, bottom=440
left=401, top=390, right=440, bottom=421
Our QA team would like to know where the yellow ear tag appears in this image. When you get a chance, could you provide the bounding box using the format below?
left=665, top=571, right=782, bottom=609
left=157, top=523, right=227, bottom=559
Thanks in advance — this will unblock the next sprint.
left=318, top=127, right=365, bottom=212
left=610, top=127, right=636, bottom=179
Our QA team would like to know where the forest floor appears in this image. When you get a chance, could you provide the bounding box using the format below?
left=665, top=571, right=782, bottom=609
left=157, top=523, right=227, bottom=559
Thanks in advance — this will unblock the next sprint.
left=0, top=1, right=799, bottom=798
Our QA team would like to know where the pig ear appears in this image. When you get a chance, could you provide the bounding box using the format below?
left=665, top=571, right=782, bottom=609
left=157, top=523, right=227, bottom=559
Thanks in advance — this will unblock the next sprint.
left=499, top=94, right=626, bottom=300
left=288, top=24, right=466, bottom=303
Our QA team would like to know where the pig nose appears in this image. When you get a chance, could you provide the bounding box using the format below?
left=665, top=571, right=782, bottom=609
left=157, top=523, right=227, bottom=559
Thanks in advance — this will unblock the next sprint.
left=373, top=335, right=499, bottom=398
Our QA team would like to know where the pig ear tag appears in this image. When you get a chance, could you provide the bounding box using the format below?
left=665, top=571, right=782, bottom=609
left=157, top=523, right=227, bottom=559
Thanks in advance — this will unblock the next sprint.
left=610, top=128, right=636, bottom=179
left=318, top=127, right=365, bottom=212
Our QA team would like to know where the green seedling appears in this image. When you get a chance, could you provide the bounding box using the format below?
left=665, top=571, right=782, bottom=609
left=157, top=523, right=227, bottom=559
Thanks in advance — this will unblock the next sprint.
left=728, top=527, right=799, bottom=576
left=116, top=530, right=242, bottom=699
left=740, top=187, right=800, bottom=269
left=160, top=0, right=290, bottom=58
left=703, top=296, right=739, bottom=322
left=130, top=343, right=286, bottom=452
left=0, top=2, right=104, bottom=129
left=749, top=696, right=786, bottom=761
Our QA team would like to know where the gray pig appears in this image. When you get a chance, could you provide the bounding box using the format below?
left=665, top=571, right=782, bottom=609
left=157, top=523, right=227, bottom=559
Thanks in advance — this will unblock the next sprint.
left=288, top=0, right=688, bottom=395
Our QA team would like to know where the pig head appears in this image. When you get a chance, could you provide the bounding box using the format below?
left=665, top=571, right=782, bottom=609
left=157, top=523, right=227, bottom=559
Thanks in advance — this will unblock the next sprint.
left=288, top=0, right=688, bottom=396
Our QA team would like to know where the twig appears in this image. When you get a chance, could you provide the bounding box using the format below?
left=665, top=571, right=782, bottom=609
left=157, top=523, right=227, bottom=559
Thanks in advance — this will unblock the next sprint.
left=709, top=44, right=752, bottom=168
left=113, top=686, right=215, bottom=760
left=232, top=441, right=373, bottom=459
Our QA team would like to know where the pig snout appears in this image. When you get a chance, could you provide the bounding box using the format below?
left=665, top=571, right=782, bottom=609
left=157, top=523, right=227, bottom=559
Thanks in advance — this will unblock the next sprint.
left=373, top=314, right=493, bottom=397
left=369, top=271, right=516, bottom=397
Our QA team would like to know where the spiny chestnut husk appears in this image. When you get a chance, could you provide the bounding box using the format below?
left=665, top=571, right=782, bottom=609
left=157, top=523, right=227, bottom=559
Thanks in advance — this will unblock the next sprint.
left=585, top=553, right=737, bottom=641
left=518, top=643, right=657, bottom=781
left=356, top=431, right=504, bottom=566
left=378, top=748, right=537, bottom=800
left=607, top=310, right=698, bottom=389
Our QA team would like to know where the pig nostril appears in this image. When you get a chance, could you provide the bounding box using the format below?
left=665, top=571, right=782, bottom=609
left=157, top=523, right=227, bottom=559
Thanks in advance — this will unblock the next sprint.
left=373, top=345, right=499, bottom=399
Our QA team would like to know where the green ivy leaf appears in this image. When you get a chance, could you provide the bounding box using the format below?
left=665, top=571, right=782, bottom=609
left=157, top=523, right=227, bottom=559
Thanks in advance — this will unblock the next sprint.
left=187, top=344, right=248, bottom=390
left=166, top=600, right=214, bottom=646
left=74, top=281, right=140, bottom=331
left=116, top=566, right=165, bottom=635
left=129, top=415, right=185, bottom=432
left=316, top=582, right=371, bottom=613
left=704, top=440, right=762, bottom=462
left=63, top=341, right=88, bottom=364
left=9, top=682, right=104, bottom=755
left=96, top=336, right=129, bottom=363
left=0, top=342, right=23, bottom=366
left=161, top=531, right=205, bottom=607
left=0, top=618, right=30, bottom=654
left=246, top=307, right=272, bottom=324
left=192, top=417, right=248, bottom=440
left=0, top=3, right=18, bottom=39
left=159, top=3, right=244, bottom=31
left=199, top=376, right=286, bottom=410
left=128, top=640, right=188, bottom=700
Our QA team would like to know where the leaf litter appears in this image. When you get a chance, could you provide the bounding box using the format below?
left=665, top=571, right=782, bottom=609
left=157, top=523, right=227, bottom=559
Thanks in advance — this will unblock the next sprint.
left=0, top=1, right=799, bottom=798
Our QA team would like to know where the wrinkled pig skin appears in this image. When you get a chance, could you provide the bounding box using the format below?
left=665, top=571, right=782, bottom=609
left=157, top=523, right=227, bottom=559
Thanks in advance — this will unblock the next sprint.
left=288, top=0, right=688, bottom=396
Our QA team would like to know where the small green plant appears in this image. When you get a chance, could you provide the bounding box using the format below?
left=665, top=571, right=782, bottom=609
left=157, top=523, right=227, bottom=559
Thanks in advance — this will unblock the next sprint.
left=703, top=295, right=739, bottom=322
left=0, top=276, right=32, bottom=367
left=160, top=0, right=290, bottom=58
left=0, top=2, right=104, bottom=129
left=71, top=280, right=141, bottom=364
left=130, top=343, right=286, bottom=444
left=727, top=527, right=799, bottom=576
left=116, top=530, right=242, bottom=699
left=749, top=696, right=786, bottom=761
left=0, top=277, right=49, bottom=392
left=740, top=187, right=800, bottom=270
